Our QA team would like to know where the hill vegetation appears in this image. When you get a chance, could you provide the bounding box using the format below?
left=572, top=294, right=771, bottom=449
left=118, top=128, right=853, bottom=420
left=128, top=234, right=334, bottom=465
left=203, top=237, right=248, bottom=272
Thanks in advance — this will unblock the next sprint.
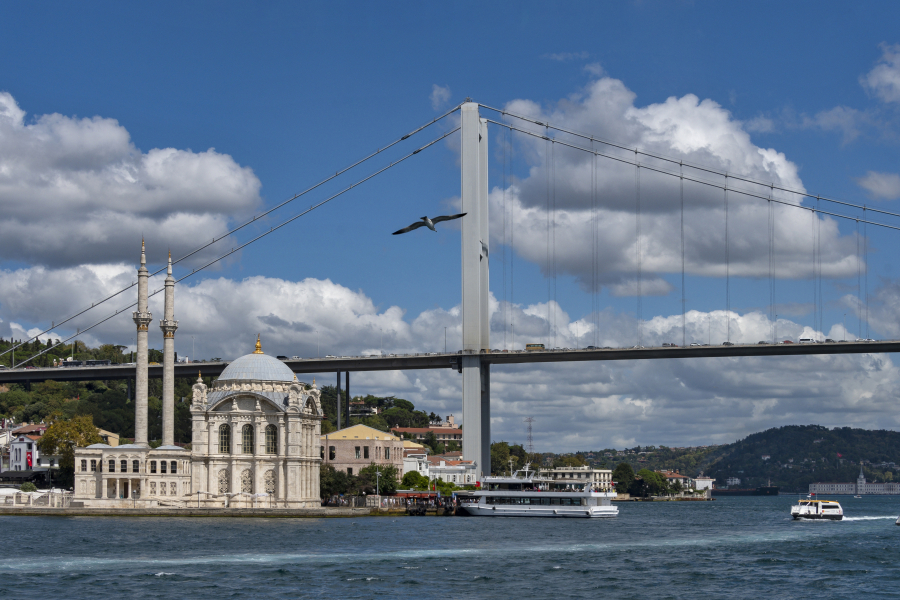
left=569, top=425, right=900, bottom=492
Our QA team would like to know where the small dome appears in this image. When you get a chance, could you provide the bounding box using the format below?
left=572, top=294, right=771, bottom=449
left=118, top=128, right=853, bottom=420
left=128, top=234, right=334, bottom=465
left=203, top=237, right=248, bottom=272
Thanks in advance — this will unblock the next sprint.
left=218, top=352, right=295, bottom=383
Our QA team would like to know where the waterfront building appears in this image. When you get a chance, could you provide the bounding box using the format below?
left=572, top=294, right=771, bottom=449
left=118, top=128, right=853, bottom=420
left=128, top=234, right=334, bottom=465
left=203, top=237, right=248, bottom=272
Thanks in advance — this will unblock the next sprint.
left=390, top=424, right=463, bottom=447
left=426, top=455, right=477, bottom=485
left=73, top=242, right=324, bottom=508
left=657, top=470, right=693, bottom=489
left=321, top=424, right=404, bottom=477
left=694, top=476, right=715, bottom=491
left=809, top=464, right=900, bottom=495
left=538, top=465, right=613, bottom=491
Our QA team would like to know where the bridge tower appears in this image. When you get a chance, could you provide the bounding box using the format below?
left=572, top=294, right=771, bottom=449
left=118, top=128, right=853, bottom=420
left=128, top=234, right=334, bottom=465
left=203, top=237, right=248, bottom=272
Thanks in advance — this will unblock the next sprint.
left=460, top=102, right=490, bottom=477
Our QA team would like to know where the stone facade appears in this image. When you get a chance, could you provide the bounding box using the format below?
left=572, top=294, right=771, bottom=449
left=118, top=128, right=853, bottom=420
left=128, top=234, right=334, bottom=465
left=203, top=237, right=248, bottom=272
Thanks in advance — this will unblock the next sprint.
left=189, top=362, right=323, bottom=508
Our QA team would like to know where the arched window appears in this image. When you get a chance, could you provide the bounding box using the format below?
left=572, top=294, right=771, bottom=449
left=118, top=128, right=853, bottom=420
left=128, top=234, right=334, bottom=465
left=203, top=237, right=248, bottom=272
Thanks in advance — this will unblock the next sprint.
left=265, top=424, right=277, bottom=454
left=108, top=459, right=116, bottom=473
left=170, top=461, right=177, bottom=474
left=132, top=460, right=140, bottom=473
left=150, top=460, right=157, bottom=474
left=242, top=424, right=254, bottom=454
left=161, top=461, right=167, bottom=474
left=219, top=424, right=231, bottom=454
left=120, top=459, right=127, bottom=473
left=81, top=459, right=87, bottom=472
left=90, top=460, right=97, bottom=472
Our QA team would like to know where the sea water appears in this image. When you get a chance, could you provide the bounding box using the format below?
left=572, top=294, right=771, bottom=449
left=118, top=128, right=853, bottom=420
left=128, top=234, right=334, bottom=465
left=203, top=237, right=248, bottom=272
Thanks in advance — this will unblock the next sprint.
left=1, top=495, right=898, bottom=598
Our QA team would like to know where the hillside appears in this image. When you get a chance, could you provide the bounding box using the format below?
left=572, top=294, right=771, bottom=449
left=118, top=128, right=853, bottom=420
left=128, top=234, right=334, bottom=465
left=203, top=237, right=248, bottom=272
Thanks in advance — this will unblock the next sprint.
left=575, top=425, right=900, bottom=492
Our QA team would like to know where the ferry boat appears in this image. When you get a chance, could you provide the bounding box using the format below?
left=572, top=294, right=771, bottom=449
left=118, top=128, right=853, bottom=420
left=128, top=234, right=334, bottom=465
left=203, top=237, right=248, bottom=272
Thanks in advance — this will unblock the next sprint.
left=458, top=464, right=618, bottom=518
left=790, top=499, right=843, bottom=520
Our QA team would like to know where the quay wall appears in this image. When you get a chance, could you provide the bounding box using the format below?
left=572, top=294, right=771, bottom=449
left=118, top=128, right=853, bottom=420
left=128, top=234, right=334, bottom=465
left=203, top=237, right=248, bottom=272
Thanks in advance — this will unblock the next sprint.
left=0, top=506, right=369, bottom=518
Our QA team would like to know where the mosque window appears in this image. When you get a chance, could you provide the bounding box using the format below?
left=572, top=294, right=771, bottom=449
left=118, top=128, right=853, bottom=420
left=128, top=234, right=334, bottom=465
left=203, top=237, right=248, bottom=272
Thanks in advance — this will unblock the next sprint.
left=171, top=461, right=177, bottom=474
left=120, top=459, right=127, bottom=473
left=90, top=460, right=97, bottom=472
left=219, top=424, right=231, bottom=454
left=385, top=447, right=390, bottom=460
left=218, top=469, right=229, bottom=494
left=265, top=425, right=277, bottom=454
left=150, top=461, right=157, bottom=474
left=132, top=460, right=140, bottom=473
left=161, top=461, right=167, bottom=474
left=242, top=424, right=254, bottom=454
left=108, top=459, right=116, bottom=473
left=329, top=446, right=336, bottom=460
left=81, top=459, right=87, bottom=472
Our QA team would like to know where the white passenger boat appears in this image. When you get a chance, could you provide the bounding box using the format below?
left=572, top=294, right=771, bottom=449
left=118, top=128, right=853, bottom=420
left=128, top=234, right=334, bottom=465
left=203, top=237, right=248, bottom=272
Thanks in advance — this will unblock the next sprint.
left=458, top=464, right=618, bottom=518
left=790, top=499, right=843, bottom=520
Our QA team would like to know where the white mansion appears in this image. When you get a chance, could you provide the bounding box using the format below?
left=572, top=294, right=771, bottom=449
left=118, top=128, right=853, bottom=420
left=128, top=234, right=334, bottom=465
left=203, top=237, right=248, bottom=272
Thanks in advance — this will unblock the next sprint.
left=73, top=243, right=323, bottom=508
left=809, top=464, right=900, bottom=496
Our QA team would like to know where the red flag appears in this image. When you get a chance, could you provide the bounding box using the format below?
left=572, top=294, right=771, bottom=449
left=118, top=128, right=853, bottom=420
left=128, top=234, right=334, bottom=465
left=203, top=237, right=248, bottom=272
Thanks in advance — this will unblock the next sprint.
left=837, top=453, right=842, bottom=457
left=26, top=451, right=32, bottom=468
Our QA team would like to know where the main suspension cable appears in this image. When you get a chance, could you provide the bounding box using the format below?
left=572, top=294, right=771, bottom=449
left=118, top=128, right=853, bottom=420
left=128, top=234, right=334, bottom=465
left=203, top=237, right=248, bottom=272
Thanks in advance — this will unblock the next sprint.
left=480, top=104, right=900, bottom=220
left=483, top=119, right=900, bottom=234
left=1, top=104, right=463, bottom=360
left=12, top=127, right=459, bottom=368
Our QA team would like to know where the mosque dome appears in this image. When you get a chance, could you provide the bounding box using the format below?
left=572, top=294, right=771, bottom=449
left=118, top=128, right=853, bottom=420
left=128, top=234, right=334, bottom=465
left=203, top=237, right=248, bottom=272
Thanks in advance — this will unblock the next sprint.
left=217, top=336, right=295, bottom=383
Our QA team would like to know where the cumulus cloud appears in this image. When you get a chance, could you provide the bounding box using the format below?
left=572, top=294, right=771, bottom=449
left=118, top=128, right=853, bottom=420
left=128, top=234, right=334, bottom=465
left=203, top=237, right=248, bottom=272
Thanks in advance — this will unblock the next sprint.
left=861, top=43, right=900, bottom=104
left=430, top=84, right=451, bottom=111
left=0, top=92, right=262, bottom=268
left=488, top=78, right=860, bottom=293
left=2, top=263, right=897, bottom=450
left=856, top=170, right=900, bottom=200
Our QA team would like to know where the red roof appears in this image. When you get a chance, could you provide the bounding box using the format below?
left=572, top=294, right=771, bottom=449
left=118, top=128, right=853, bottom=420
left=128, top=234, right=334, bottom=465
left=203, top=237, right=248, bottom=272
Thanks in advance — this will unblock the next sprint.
left=12, top=424, right=46, bottom=435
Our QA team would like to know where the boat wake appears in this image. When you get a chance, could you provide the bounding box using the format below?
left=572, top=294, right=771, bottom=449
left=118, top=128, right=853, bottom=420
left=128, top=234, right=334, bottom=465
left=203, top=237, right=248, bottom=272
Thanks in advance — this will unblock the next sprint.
left=841, top=516, right=897, bottom=521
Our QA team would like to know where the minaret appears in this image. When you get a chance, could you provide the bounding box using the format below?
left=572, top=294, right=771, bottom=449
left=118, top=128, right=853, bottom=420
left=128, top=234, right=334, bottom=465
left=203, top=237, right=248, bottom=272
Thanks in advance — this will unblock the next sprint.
left=132, top=240, right=152, bottom=447
left=160, top=251, right=179, bottom=447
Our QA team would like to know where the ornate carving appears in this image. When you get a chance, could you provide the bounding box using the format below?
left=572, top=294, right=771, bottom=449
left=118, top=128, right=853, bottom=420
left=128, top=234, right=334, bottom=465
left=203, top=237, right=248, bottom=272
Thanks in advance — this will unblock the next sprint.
left=241, top=469, right=252, bottom=493
left=159, top=318, right=178, bottom=338
left=170, top=482, right=177, bottom=496
left=264, top=470, right=275, bottom=494
left=132, top=311, right=152, bottom=330
left=218, top=469, right=229, bottom=494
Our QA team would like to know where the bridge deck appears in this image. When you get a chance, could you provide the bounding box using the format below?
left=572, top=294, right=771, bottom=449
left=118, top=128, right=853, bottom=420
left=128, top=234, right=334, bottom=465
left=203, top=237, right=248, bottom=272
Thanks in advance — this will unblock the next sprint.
left=1, top=341, right=898, bottom=384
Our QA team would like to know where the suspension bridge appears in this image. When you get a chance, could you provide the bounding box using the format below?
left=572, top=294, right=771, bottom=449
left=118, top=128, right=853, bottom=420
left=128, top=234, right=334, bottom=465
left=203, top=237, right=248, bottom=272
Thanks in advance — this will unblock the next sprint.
left=2, top=101, right=897, bottom=474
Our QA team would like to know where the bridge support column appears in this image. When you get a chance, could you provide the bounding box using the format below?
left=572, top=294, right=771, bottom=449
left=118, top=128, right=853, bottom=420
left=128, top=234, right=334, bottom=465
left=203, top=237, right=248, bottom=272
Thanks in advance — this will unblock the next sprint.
left=460, top=102, right=490, bottom=477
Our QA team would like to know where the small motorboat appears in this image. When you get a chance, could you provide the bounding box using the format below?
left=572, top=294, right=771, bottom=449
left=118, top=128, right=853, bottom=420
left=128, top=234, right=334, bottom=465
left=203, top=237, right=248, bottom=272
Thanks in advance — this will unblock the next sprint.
left=791, top=499, right=843, bottom=520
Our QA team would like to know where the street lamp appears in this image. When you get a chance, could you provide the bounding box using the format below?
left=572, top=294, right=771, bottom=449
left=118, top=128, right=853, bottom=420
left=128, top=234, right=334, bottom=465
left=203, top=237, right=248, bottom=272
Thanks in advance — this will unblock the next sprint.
left=444, top=327, right=447, bottom=354
left=381, top=328, right=384, bottom=356
left=774, top=314, right=778, bottom=344
left=842, top=313, right=847, bottom=341
left=191, top=335, right=194, bottom=363
left=315, top=330, right=319, bottom=357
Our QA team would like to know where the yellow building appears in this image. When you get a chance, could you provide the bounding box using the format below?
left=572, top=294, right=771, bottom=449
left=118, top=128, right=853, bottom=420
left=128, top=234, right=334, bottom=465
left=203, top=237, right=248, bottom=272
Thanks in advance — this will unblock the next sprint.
left=321, top=424, right=404, bottom=477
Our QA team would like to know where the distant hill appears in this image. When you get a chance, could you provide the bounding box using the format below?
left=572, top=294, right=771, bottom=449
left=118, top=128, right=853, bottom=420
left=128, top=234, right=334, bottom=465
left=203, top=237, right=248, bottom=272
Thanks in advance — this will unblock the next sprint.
left=578, top=425, right=900, bottom=493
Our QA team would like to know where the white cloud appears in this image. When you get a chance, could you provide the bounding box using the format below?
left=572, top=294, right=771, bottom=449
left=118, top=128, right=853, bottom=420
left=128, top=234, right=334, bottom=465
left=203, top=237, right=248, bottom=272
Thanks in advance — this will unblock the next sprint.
left=584, top=62, right=605, bottom=77
left=543, top=51, right=590, bottom=62
left=430, top=84, right=451, bottom=111
left=803, top=105, right=864, bottom=144
left=744, top=115, right=775, bottom=133
left=856, top=170, right=900, bottom=201
left=0, top=92, right=262, bottom=268
left=2, top=263, right=898, bottom=451
left=861, top=43, right=900, bottom=104
left=488, top=78, right=860, bottom=294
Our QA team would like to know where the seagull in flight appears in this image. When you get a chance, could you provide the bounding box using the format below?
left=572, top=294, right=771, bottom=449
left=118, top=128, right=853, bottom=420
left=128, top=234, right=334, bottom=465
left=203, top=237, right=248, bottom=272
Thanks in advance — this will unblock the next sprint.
left=392, top=213, right=467, bottom=235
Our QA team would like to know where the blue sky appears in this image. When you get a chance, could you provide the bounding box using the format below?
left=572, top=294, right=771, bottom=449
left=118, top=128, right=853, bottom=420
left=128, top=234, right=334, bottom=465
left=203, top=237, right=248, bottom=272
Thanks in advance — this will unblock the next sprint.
left=2, top=1, right=900, bottom=451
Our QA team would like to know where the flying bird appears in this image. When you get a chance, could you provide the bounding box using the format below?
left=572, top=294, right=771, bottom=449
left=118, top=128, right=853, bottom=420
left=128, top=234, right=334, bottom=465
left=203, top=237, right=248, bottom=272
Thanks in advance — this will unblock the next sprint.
left=392, top=213, right=467, bottom=235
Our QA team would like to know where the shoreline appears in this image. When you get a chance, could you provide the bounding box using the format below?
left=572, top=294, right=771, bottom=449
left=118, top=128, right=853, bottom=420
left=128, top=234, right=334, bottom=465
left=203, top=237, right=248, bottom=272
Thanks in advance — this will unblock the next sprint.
left=0, top=506, right=374, bottom=518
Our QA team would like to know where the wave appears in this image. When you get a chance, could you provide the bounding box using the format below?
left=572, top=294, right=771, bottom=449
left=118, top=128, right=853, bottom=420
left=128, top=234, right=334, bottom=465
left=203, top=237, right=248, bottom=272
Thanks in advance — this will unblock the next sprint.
left=841, top=516, right=897, bottom=521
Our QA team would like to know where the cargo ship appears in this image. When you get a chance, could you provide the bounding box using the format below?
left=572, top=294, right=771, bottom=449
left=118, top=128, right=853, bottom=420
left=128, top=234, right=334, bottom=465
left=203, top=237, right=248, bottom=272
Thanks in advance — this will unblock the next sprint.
left=711, top=481, right=779, bottom=496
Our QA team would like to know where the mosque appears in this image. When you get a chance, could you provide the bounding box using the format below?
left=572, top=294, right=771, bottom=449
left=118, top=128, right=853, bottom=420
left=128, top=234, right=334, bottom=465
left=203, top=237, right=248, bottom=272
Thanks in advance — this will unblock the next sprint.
left=73, top=243, right=324, bottom=508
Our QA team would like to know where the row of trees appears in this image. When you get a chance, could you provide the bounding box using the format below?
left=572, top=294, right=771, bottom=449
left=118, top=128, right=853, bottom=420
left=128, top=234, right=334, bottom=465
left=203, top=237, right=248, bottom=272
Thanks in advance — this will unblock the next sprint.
left=610, top=463, right=689, bottom=497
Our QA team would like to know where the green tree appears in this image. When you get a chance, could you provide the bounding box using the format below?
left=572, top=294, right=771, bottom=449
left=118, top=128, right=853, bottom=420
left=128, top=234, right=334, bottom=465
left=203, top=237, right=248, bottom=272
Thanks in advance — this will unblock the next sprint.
left=635, top=469, right=667, bottom=496
left=612, top=462, right=635, bottom=493
left=359, top=463, right=400, bottom=495
left=401, top=470, right=429, bottom=490
left=37, top=414, right=103, bottom=488
left=320, top=464, right=353, bottom=499
left=19, top=482, right=37, bottom=492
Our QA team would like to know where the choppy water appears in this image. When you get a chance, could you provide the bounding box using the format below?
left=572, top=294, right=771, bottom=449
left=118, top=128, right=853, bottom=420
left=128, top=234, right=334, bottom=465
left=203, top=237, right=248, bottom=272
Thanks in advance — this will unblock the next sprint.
left=1, top=495, right=899, bottom=598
